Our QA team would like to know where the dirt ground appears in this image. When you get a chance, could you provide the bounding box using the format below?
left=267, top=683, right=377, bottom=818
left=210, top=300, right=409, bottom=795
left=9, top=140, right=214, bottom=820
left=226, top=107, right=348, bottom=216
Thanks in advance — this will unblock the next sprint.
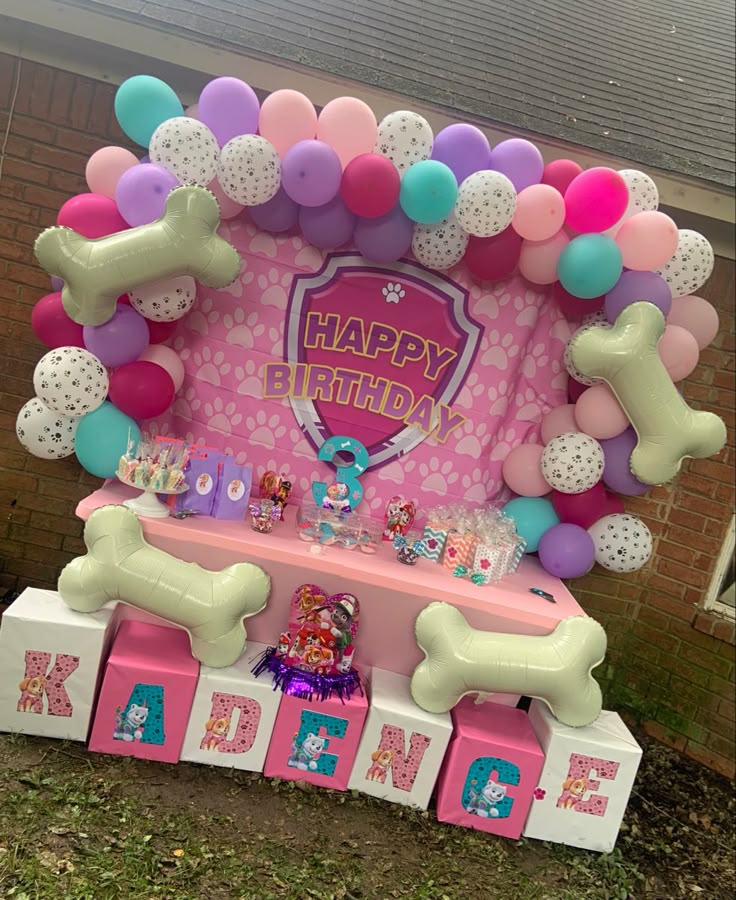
left=0, top=729, right=733, bottom=900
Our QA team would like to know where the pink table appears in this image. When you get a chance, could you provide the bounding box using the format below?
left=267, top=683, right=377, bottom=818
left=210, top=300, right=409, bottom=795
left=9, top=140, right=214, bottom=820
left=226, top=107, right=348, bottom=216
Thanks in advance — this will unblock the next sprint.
left=77, top=483, right=583, bottom=677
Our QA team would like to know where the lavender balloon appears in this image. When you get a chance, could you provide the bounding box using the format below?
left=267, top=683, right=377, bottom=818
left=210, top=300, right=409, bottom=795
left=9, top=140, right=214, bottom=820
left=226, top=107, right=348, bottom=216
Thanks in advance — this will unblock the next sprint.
left=281, top=139, right=342, bottom=207
left=115, top=163, right=178, bottom=227
left=431, top=123, right=490, bottom=184
left=198, top=76, right=260, bottom=147
left=354, top=204, right=414, bottom=263
left=605, top=270, right=672, bottom=323
left=538, top=523, right=596, bottom=578
left=139, top=154, right=150, bottom=164
left=600, top=428, right=649, bottom=496
left=83, top=305, right=149, bottom=369
left=489, top=138, right=544, bottom=192
left=299, top=196, right=355, bottom=249
left=250, top=186, right=299, bottom=233
left=50, top=276, right=64, bottom=292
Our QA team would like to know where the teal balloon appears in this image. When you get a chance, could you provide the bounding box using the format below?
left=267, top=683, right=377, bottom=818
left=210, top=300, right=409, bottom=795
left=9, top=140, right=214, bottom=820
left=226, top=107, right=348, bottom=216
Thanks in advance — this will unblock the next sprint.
left=75, top=402, right=140, bottom=478
left=114, top=76, right=184, bottom=147
left=400, top=160, right=458, bottom=224
left=557, top=234, right=623, bottom=299
left=502, top=496, right=560, bottom=554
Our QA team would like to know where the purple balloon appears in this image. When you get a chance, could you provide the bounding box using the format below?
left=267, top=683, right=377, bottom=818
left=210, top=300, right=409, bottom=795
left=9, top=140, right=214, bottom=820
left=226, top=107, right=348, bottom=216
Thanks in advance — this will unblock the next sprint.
left=50, top=276, right=64, bottom=292
left=139, top=154, right=150, bottom=164
left=249, top=186, right=299, bottom=233
left=83, top=305, right=149, bottom=369
left=538, top=523, right=596, bottom=579
left=605, top=270, right=672, bottom=323
left=281, top=140, right=342, bottom=207
left=600, top=428, right=650, bottom=496
left=115, top=163, right=178, bottom=227
left=198, top=76, right=259, bottom=147
left=354, top=204, right=414, bottom=263
left=431, top=124, right=490, bottom=184
left=299, top=196, right=355, bottom=249
left=489, top=138, right=544, bottom=192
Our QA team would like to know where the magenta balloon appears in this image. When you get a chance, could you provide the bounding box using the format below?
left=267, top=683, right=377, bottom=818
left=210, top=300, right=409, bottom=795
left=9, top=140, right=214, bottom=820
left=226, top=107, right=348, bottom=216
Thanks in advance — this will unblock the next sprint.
left=538, top=523, right=595, bottom=579
left=281, top=139, right=342, bottom=207
left=32, top=292, right=85, bottom=349
left=249, top=186, right=299, bottom=233
left=83, top=305, right=149, bottom=369
left=605, top=270, right=672, bottom=323
left=115, top=163, right=178, bottom=227
left=430, top=124, right=490, bottom=184
left=299, top=196, right=356, bottom=249
left=198, top=76, right=260, bottom=146
left=354, top=204, right=414, bottom=263
left=600, top=428, right=649, bottom=496
left=489, top=138, right=544, bottom=191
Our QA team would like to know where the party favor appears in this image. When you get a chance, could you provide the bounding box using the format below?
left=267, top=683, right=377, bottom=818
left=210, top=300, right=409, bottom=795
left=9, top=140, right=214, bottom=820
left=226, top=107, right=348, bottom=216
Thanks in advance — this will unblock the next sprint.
left=212, top=460, right=253, bottom=521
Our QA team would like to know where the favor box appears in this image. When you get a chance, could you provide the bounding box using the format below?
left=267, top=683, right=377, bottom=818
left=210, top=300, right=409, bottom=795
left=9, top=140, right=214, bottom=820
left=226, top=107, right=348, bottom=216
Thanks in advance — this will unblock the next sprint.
left=264, top=688, right=369, bottom=790
left=89, top=620, right=199, bottom=763
left=442, top=531, right=477, bottom=573
left=180, top=642, right=281, bottom=771
left=522, top=701, right=642, bottom=853
left=0, top=588, right=114, bottom=741
left=348, top=669, right=452, bottom=809
left=421, top=524, right=449, bottom=562
left=436, top=697, right=544, bottom=839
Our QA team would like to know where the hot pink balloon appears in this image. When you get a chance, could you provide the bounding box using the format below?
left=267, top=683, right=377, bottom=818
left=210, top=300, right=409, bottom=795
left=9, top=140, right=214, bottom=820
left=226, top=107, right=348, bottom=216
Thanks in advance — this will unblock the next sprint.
left=85, top=146, right=139, bottom=199
left=519, top=230, right=570, bottom=285
left=541, top=404, right=579, bottom=444
left=138, top=344, right=185, bottom=392
left=207, top=177, right=245, bottom=219
left=502, top=443, right=549, bottom=497
left=575, top=383, right=629, bottom=440
left=551, top=482, right=608, bottom=530
left=32, top=291, right=85, bottom=349
left=668, top=295, right=720, bottom=350
left=57, top=193, right=128, bottom=238
left=568, top=378, right=588, bottom=403
left=554, top=282, right=604, bottom=319
left=615, top=210, right=679, bottom=270
left=259, top=89, right=317, bottom=157
left=542, top=159, right=582, bottom=194
left=317, top=97, right=378, bottom=168
left=512, top=184, right=565, bottom=241
left=109, top=361, right=175, bottom=420
left=658, top=324, right=700, bottom=382
left=564, top=167, right=629, bottom=233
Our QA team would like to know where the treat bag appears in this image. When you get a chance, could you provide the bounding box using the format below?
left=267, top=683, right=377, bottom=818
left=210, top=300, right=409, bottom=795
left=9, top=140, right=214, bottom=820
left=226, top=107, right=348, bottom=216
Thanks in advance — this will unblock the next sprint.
left=422, top=522, right=450, bottom=562
left=283, top=585, right=360, bottom=675
left=442, top=530, right=478, bottom=573
left=211, top=460, right=253, bottom=521
left=173, top=450, right=222, bottom=515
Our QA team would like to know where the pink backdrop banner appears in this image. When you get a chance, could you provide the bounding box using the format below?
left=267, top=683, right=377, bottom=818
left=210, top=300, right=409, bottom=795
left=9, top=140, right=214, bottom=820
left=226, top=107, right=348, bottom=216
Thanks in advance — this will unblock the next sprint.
left=156, top=220, right=571, bottom=516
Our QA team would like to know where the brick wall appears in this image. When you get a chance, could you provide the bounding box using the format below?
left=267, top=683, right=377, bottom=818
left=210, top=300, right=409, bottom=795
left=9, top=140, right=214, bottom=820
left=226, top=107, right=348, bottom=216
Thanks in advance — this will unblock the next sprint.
left=1, top=55, right=734, bottom=775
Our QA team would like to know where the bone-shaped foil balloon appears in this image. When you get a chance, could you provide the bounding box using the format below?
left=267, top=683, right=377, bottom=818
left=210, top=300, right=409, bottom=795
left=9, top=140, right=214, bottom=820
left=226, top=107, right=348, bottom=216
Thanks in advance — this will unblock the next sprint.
left=34, top=186, right=242, bottom=326
left=58, top=505, right=270, bottom=667
left=569, top=301, right=726, bottom=485
left=411, top=602, right=606, bottom=727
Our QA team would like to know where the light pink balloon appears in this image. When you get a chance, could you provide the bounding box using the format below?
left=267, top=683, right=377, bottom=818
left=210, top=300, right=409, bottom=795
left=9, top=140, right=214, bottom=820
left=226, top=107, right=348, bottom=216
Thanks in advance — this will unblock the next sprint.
left=259, top=89, right=318, bottom=157
left=512, top=184, right=565, bottom=241
left=615, top=210, right=679, bottom=270
left=138, top=344, right=185, bottom=392
left=668, top=295, right=720, bottom=350
left=519, top=229, right=570, bottom=284
left=575, top=383, right=629, bottom=440
left=502, top=443, right=550, bottom=497
left=207, top=177, right=245, bottom=219
left=85, top=146, right=139, bottom=199
left=317, top=97, right=378, bottom=168
left=185, top=103, right=199, bottom=119
left=658, top=324, right=700, bottom=382
left=541, top=404, right=579, bottom=444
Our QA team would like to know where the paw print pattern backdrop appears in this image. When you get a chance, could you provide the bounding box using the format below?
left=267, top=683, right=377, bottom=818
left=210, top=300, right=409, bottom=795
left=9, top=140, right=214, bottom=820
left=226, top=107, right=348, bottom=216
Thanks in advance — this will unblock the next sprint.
left=154, top=220, right=570, bottom=515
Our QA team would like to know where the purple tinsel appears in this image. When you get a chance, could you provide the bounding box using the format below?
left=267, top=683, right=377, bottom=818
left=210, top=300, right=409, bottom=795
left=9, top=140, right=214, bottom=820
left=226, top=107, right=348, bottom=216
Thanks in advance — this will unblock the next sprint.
left=252, top=647, right=363, bottom=703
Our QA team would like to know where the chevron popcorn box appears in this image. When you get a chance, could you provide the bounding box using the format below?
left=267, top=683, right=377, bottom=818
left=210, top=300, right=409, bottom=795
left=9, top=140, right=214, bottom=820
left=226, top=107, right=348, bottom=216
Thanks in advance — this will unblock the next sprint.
left=348, top=668, right=453, bottom=810
left=522, top=700, right=643, bottom=853
left=421, top=524, right=449, bottom=563
left=442, top=531, right=478, bottom=573
left=0, top=588, right=115, bottom=741
left=180, top=642, right=281, bottom=771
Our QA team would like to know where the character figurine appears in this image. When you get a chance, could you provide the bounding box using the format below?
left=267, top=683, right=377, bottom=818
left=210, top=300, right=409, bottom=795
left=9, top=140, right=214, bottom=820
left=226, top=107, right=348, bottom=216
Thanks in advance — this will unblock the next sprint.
left=274, top=479, right=292, bottom=521
left=276, top=632, right=291, bottom=656
left=383, top=495, right=416, bottom=542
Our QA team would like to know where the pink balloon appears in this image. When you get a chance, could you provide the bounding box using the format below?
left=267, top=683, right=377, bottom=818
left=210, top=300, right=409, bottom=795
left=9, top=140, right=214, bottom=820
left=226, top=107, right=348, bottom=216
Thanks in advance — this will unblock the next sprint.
left=568, top=378, right=588, bottom=403
left=554, top=282, right=604, bottom=319
left=207, top=177, right=245, bottom=219
left=553, top=482, right=624, bottom=529
left=615, top=210, right=679, bottom=270
left=512, top=184, right=565, bottom=241
left=259, top=89, right=317, bottom=157
left=85, top=146, right=139, bottom=199
left=32, top=291, right=85, bottom=349
left=502, top=444, right=549, bottom=497
left=575, top=383, right=629, bottom=440
left=658, top=324, right=700, bottom=382
left=185, top=103, right=199, bottom=118
left=138, top=344, right=185, bottom=392
left=57, top=193, right=129, bottom=238
left=542, top=159, right=582, bottom=194
left=668, top=295, right=720, bottom=350
left=317, top=97, right=378, bottom=168
left=564, top=167, right=629, bottom=233
left=541, top=404, right=579, bottom=444
left=109, top=361, right=175, bottom=420
left=519, top=229, right=570, bottom=284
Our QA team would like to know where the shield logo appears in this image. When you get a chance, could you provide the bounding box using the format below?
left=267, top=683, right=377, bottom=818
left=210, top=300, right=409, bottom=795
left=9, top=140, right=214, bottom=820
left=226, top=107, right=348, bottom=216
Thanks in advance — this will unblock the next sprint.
left=283, top=252, right=481, bottom=469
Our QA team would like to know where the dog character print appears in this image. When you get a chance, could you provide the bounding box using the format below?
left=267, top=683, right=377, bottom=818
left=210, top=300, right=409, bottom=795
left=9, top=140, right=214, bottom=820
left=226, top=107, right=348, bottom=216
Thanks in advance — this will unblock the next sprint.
left=17, top=675, right=46, bottom=714
left=365, top=748, right=396, bottom=784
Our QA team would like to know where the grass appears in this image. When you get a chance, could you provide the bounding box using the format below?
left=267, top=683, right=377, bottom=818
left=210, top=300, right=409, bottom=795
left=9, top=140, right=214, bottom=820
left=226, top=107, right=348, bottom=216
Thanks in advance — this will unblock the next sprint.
left=0, top=731, right=733, bottom=900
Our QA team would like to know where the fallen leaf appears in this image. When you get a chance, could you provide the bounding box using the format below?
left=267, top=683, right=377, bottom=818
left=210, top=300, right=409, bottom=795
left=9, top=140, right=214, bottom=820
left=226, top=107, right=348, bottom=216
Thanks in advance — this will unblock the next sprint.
left=172, top=848, right=185, bottom=858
